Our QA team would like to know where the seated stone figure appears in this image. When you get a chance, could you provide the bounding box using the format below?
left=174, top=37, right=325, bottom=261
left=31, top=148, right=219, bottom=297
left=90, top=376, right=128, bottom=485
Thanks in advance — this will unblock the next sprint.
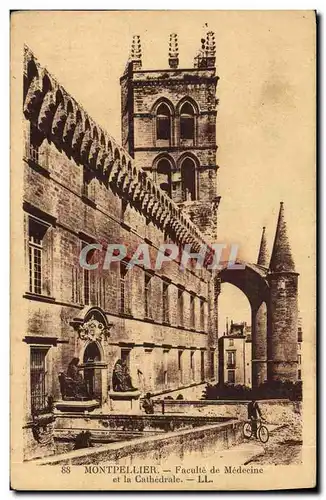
left=112, top=359, right=137, bottom=392
left=59, top=357, right=90, bottom=400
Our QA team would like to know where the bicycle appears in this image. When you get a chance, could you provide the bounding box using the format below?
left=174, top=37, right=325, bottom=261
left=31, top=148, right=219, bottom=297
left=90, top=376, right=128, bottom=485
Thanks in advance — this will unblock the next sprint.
left=243, top=418, right=269, bottom=444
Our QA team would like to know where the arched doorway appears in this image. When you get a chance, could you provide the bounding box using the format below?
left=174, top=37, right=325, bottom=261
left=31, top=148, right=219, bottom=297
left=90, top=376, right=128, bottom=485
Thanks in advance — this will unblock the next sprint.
left=83, top=342, right=102, bottom=400
left=70, top=307, right=112, bottom=404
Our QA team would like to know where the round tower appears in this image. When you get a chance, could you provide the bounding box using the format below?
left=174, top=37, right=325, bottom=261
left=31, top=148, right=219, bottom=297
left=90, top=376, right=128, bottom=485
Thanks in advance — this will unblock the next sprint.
left=267, top=202, right=299, bottom=382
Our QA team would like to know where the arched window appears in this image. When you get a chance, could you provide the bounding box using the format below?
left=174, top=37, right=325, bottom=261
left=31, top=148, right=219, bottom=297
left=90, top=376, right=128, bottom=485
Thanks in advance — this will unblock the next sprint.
left=180, top=102, right=195, bottom=140
left=156, top=103, right=171, bottom=140
left=181, top=157, right=196, bottom=201
left=156, top=158, right=172, bottom=196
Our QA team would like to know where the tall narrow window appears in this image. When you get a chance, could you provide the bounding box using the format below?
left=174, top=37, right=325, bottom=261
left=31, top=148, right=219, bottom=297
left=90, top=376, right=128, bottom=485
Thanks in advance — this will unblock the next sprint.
left=156, top=158, right=172, bottom=196
left=30, top=347, right=48, bottom=415
left=163, top=350, right=168, bottom=388
left=178, top=350, right=183, bottom=384
left=120, top=261, right=128, bottom=314
left=200, top=351, right=205, bottom=381
left=180, top=102, right=195, bottom=140
left=144, top=273, right=152, bottom=319
left=28, top=123, right=40, bottom=163
left=28, top=217, right=48, bottom=295
left=181, top=157, right=196, bottom=201
left=97, top=275, right=106, bottom=309
left=178, top=288, right=184, bottom=327
left=82, top=168, right=90, bottom=198
left=190, top=294, right=195, bottom=329
left=227, top=351, right=236, bottom=368
left=190, top=351, right=195, bottom=381
left=162, top=282, right=169, bottom=323
left=156, top=103, right=171, bottom=140
left=200, top=298, right=205, bottom=331
left=82, top=243, right=96, bottom=306
left=121, top=349, right=131, bottom=369
left=210, top=350, right=215, bottom=378
left=227, top=370, right=235, bottom=384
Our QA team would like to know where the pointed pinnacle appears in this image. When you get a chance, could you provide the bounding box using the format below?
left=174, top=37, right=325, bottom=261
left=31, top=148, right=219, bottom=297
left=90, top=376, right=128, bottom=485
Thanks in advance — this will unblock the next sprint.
left=269, top=202, right=296, bottom=273
left=257, top=226, right=269, bottom=267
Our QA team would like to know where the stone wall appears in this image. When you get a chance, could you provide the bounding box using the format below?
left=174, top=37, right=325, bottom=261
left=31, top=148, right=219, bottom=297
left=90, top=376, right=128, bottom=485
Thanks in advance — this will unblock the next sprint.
left=22, top=48, right=219, bottom=460
left=33, top=420, right=243, bottom=466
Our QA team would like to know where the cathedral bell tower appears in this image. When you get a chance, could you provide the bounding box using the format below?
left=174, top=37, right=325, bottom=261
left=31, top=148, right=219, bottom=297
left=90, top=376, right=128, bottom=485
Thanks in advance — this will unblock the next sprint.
left=120, top=31, right=220, bottom=242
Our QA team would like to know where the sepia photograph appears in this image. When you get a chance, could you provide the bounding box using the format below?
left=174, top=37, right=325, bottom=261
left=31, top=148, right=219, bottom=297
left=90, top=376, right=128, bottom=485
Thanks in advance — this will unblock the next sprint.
left=10, top=10, right=316, bottom=491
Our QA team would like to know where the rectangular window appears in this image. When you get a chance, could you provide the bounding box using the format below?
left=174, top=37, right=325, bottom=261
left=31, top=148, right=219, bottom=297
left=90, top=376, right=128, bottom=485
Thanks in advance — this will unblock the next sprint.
left=97, top=276, right=106, bottom=309
left=163, top=350, right=168, bottom=387
left=28, top=123, right=40, bottom=163
left=190, top=294, right=195, bottom=329
left=162, top=282, right=169, bottom=323
left=84, top=268, right=90, bottom=305
left=144, top=273, right=152, bottom=319
left=227, top=370, right=235, bottom=384
left=200, top=351, right=205, bottom=381
left=200, top=299, right=205, bottom=331
left=229, top=338, right=234, bottom=347
left=298, top=369, right=302, bottom=380
left=71, top=267, right=80, bottom=303
left=30, top=347, right=48, bottom=415
left=210, top=350, right=215, bottom=378
left=178, top=288, right=184, bottom=326
left=82, top=173, right=89, bottom=198
left=121, top=349, right=130, bottom=369
left=298, top=354, right=302, bottom=365
left=180, top=116, right=194, bottom=140
left=227, top=351, right=236, bottom=368
left=28, top=217, right=48, bottom=295
left=190, top=351, right=195, bottom=381
left=82, top=242, right=97, bottom=306
left=178, top=350, right=183, bottom=383
left=157, top=116, right=170, bottom=140
left=120, top=261, right=128, bottom=314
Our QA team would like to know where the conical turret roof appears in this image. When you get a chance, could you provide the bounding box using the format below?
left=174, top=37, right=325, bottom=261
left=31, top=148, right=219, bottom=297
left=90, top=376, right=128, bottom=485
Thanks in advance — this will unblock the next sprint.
left=269, top=202, right=296, bottom=272
left=257, top=226, right=269, bottom=267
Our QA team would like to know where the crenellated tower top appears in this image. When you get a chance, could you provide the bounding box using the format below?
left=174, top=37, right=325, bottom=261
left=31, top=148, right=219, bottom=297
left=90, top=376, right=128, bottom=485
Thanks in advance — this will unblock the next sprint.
left=194, top=29, right=216, bottom=68
left=129, top=35, right=142, bottom=69
left=168, top=33, right=179, bottom=69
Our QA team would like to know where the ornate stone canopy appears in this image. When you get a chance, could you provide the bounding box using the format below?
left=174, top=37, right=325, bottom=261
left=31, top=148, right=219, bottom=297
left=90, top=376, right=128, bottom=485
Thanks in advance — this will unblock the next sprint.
left=70, top=307, right=113, bottom=342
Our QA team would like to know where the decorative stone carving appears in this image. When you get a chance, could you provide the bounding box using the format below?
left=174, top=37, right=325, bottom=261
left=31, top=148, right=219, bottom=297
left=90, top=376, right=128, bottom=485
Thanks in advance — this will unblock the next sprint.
left=78, top=315, right=110, bottom=342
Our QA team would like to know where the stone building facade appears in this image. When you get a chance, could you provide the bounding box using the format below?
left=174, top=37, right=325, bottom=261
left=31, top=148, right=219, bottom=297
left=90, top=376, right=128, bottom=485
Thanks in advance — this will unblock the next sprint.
left=120, top=33, right=220, bottom=242
left=21, top=41, right=219, bottom=459
left=218, top=321, right=252, bottom=387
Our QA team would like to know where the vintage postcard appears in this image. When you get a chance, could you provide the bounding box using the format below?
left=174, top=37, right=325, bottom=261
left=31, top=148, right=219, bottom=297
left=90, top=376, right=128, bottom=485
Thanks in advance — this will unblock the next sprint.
left=10, top=10, right=316, bottom=490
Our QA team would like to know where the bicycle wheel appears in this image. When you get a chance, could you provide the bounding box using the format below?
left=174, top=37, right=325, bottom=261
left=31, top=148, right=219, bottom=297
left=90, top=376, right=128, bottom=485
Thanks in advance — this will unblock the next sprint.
left=258, top=425, right=269, bottom=443
left=243, top=422, right=252, bottom=439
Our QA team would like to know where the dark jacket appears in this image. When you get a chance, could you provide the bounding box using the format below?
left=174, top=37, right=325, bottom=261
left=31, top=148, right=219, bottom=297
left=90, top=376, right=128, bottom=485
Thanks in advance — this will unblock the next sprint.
left=248, top=401, right=262, bottom=419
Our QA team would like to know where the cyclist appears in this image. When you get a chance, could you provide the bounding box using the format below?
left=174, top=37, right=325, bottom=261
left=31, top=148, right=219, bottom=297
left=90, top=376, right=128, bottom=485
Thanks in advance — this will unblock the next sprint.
left=247, top=399, right=262, bottom=437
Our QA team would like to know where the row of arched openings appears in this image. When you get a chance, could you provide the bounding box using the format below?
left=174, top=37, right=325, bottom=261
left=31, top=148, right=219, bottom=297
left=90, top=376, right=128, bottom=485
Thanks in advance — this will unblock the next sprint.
left=156, top=156, right=196, bottom=201
left=156, top=101, right=196, bottom=142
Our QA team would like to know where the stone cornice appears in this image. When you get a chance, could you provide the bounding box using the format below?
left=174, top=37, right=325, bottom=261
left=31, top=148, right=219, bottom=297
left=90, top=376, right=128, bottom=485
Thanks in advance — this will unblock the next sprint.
left=23, top=47, right=214, bottom=259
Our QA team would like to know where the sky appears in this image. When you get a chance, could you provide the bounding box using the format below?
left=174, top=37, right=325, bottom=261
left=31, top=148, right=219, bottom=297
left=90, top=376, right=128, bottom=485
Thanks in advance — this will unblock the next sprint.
left=13, top=10, right=316, bottom=334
